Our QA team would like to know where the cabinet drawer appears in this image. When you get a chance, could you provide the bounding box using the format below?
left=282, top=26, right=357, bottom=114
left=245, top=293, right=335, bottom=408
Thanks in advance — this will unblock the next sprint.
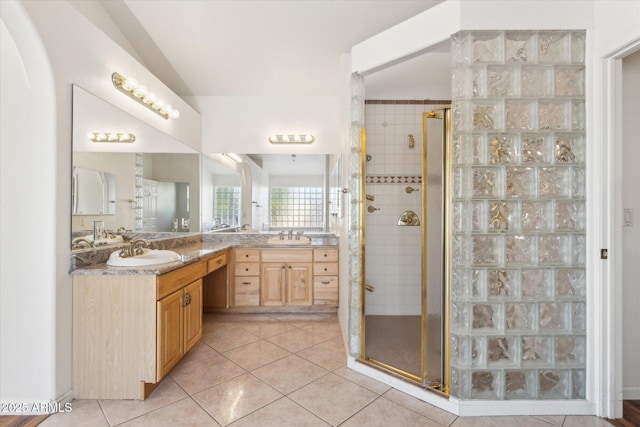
left=235, top=262, right=260, bottom=276
left=235, top=249, right=260, bottom=262
left=313, top=276, right=338, bottom=305
left=261, top=249, right=313, bottom=263
left=314, top=249, right=338, bottom=262
left=234, top=277, right=260, bottom=306
left=314, top=262, right=338, bottom=276
left=157, top=261, right=206, bottom=300
left=207, top=252, right=227, bottom=273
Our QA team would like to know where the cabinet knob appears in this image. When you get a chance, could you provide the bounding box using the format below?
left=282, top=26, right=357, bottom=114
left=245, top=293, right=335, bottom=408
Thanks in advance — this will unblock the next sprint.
left=288, top=265, right=292, bottom=269
left=245, top=268, right=249, bottom=272
left=324, top=268, right=328, bottom=272
left=324, top=254, right=328, bottom=257
left=217, top=259, right=222, bottom=265
left=245, top=254, right=249, bottom=258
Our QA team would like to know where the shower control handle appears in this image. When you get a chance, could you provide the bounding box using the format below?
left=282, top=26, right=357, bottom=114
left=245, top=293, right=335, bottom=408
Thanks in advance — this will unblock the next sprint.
left=367, top=206, right=380, bottom=213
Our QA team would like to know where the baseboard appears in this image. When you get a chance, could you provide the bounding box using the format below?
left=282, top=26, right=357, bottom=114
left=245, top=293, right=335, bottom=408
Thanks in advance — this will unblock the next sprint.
left=623, top=386, right=640, bottom=400
left=347, top=357, right=597, bottom=417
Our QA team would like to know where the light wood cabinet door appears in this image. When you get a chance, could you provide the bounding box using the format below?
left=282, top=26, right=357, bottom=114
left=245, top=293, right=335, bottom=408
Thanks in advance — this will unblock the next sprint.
left=157, top=289, right=184, bottom=379
left=183, top=279, right=202, bottom=353
left=261, top=263, right=286, bottom=306
left=287, top=263, right=312, bottom=306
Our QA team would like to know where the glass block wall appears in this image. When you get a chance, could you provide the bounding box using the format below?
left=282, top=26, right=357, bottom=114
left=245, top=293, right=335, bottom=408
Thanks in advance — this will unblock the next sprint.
left=449, top=31, right=586, bottom=400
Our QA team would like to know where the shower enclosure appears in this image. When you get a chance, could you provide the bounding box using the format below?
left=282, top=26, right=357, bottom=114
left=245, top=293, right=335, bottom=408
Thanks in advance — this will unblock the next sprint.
left=361, top=105, right=451, bottom=392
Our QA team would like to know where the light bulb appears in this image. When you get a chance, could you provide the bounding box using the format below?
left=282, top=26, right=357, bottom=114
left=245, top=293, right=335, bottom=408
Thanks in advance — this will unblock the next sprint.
left=123, top=77, right=137, bottom=90
left=170, top=109, right=180, bottom=119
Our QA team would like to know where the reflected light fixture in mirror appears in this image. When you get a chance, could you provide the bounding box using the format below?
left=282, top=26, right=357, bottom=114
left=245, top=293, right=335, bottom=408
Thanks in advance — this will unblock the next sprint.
left=112, top=72, right=180, bottom=120
left=222, top=153, right=242, bottom=163
left=268, top=134, right=315, bottom=144
left=88, top=132, right=136, bottom=143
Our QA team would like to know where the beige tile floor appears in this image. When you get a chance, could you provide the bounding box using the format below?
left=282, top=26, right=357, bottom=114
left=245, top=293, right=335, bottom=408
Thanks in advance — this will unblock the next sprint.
left=40, top=313, right=613, bottom=427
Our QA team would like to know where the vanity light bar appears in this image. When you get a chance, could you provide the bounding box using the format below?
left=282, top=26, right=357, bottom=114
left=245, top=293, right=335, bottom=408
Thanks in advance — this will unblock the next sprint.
left=89, top=132, right=136, bottom=143
left=268, top=134, right=315, bottom=144
left=111, top=72, right=180, bottom=120
left=222, top=153, right=243, bottom=163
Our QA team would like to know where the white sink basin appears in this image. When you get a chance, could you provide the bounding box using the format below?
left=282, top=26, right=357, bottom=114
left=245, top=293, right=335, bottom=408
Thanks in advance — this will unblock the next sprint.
left=266, top=235, right=311, bottom=245
left=107, top=249, right=181, bottom=267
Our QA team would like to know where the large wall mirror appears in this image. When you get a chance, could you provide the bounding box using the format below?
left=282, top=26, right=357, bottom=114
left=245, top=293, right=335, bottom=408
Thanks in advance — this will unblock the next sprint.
left=71, top=85, right=201, bottom=246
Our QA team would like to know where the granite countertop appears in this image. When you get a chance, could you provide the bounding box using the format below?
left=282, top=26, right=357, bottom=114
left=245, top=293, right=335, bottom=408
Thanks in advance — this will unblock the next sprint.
left=71, top=236, right=338, bottom=276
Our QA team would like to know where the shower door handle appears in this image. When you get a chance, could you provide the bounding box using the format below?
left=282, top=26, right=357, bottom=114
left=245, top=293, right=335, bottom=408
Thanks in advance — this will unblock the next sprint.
left=365, top=284, right=375, bottom=292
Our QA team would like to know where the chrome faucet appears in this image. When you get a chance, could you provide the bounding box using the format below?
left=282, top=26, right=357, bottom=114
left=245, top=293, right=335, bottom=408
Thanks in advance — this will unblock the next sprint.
left=295, top=230, right=304, bottom=240
left=278, top=231, right=285, bottom=240
left=288, top=229, right=293, bottom=240
left=241, top=223, right=251, bottom=230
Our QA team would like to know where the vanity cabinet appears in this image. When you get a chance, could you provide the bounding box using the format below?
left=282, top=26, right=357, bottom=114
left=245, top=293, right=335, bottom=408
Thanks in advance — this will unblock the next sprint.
left=313, top=249, right=339, bottom=306
left=261, top=249, right=313, bottom=306
left=231, top=249, right=260, bottom=306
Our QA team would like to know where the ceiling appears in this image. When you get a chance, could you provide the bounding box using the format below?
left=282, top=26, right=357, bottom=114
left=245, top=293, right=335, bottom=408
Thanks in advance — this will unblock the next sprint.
left=103, top=0, right=448, bottom=100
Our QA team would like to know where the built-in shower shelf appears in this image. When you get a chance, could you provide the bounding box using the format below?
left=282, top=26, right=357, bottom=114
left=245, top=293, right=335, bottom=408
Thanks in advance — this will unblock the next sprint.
left=397, top=210, right=420, bottom=226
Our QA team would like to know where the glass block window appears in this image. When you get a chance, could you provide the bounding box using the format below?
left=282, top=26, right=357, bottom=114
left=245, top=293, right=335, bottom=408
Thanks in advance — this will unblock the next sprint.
left=270, top=186, right=323, bottom=229
left=214, top=186, right=240, bottom=226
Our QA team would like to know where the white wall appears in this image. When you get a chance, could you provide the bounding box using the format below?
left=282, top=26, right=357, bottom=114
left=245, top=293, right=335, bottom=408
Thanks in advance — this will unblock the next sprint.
left=621, top=50, right=640, bottom=399
left=0, top=1, right=60, bottom=411
left=196, top=96, right=338, bottom=155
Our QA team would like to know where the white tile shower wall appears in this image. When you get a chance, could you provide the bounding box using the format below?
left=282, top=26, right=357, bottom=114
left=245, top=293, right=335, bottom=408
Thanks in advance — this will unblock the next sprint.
left=364, top=103, right=441, bottom=315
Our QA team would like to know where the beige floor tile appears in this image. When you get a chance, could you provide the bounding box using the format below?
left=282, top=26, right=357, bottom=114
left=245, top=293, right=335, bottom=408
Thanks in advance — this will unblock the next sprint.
left=333, top=366, right=392, bottom=395
left=202, top=315, right=244, bottom=334
left=267, top=328, right=329, bottom=352
left=341, top=396, right=443, bottom=427
left=296, top=336, right=346, bottom=371
left=383, top=388, right=457, bottom=426
left=193, top=373, right=282, bottom=426
left=252, top=354, right=329, bottom=394
left=300, top=321, right=343, bottom=339
left=228, top=397, right=330, bottom=427
left=288, top=373, right=379, bottom=426
left=175, top=340, right=218, bottom=368
left=563, top=415, right=614, bottom=427
left=39, top=399, right=108, bottom=427
left=533, top=415, right=565, bottom=425
left=170, top=354, right=245, bottom=395
left=238, top=320, right=296, bottom=338
left=201, top=327, right=261, bottom=352
left=99, top=376, right=188, bottom=425
left=222, top=339, right=290, bottom=370
left=451, top=415, right=556, bottom=426
left=118, top=397, right=218, bottom=426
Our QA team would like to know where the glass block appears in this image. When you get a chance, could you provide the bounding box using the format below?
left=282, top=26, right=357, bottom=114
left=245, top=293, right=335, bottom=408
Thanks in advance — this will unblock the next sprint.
left=539, top=167, right=570, bottom=198
left=555, top=201, right=585, bottom=231
left=470, top=269, right=486, bottom=300
left=539, top=302, right=569, bottom=331
left=473, top=167, right=501, bottom=198
left=522, top=336, right=551, bottom=365
left=473, top=201, right=487, bottom=233
left=453, top=201, right=469, bottom=233
left=522, top=269, right=551, bottom=298
left=452, top=235, right=470, bottom=266
left=472, top=303, right=500, bottom=330
left=471, top=371, right=501, bottom=399
left=472, top=134, right=486, bottom=164
left=505, top=370, right=536, bottom=399
left=539, top=235, right=570, bottom=266
left=472, top=31, right=504, bottom=63
left=506, top=235, right=534, bottom=265
left=555, top=268, right=586, bottom=298
left=488, top=269, right=517, bottom=298
left=572, top=302, right=587, bottom=332
left=555, top=133, right=584, bottom=164
left=452, top=134, right=471, bottom=165
left=539, top=101, right=569, bottom=130
left=472, top=236, right=500, bottom=266
left=555, top=335, right=585, bottom=365
left=572, top=369, right=586, bottom=399
left=452, top=268, right=470, bottom=300
left=522, top=201, right=551, bottom=232
left=572, top=167, right=586, bottom=198
left=488, top=201, right=517, bottom=233
left=135, top=153, right=143, bottom=166
left=488, top=66, right=517, bottom=97
left=506, top=167, right=535, bottom=198
left=471, top=66, right=486, bottom=98
left=539, top=370, right=571, bottom=399
left=571, top=32, right=586, bottom=64
left=506, top=102, right=535, bottom=131
left=472, top=336, right=487, bottom=367
left=472, top=102, right=502, bottom=131
left=555, top=66, right=585, bottom=97
left=452, top=302, right=470, bottom=333
left=522, top=134, right=552, bottom=164
left=571, top=100, right=585, bottom=131
left=506, top=303, right=534, bottom=330
left=452, top=166, right=465, bottom=199
left=451, top=31, right=471, bottom=65
left=452, top=66, right=467, bottom=99
left=506, top=31, right=536, bottom=62
left=521, top=66, right=552, bottom=97
left=538, top=31, right=570, bottom=64
left=452, top=102, right=470, bottom=132
left=488, top=134, right=516, bottom=164
left=570, top=237, right=585, bottom=268
left=488, top=336, right=518, bottom=366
